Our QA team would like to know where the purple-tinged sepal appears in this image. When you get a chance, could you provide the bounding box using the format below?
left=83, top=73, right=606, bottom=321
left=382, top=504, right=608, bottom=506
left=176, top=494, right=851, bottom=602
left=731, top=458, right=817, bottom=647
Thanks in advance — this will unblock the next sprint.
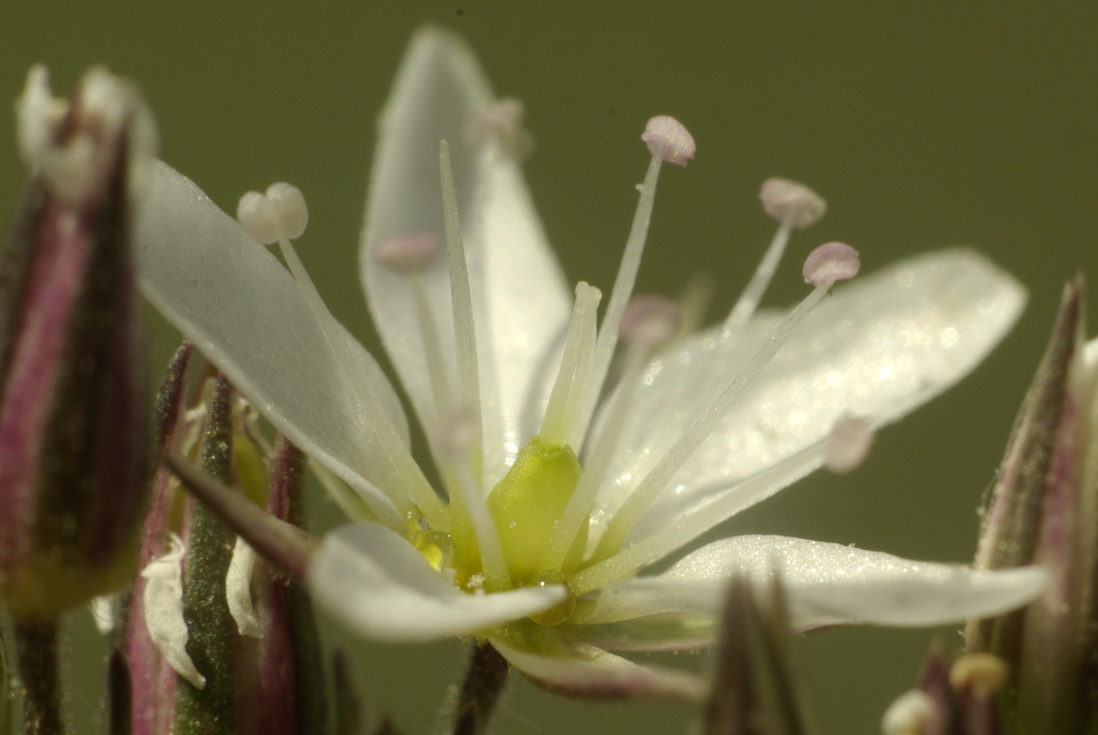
left=0, top=66, right=154, bottom=620
left=965, top=278, right=1098, bottom=732
left=700, top=577, right=817, bottom=735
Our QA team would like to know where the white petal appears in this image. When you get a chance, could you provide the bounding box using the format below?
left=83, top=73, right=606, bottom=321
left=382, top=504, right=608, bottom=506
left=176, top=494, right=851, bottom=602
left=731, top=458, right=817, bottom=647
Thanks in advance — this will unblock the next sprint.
left=89, top=595, right=116, bottom=635
left=226, top=537, right=262, bottom=638
left=593, top=249, right=1024, bottom=543
left=140, top=535, right=205, bottom=688
left=490, top=638, right=706, bottom=702
left=362, top=28, right=571, bottom=484
left=309, top=522, right=566, bottom=640
left=586, top=535, right=1045, bottom=634
left=136, top=160, right=410, bottom=529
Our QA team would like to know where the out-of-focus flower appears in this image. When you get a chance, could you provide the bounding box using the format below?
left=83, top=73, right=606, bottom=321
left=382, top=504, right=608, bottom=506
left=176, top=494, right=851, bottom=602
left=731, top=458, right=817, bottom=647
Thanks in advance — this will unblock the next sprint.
left=135, top=29, right=1042, bottom=699
left=966, top=278, right=1098, bottom=733
left=0, top=66, right=152, bottom=620
left=881, top=648, right=1007, bottom=735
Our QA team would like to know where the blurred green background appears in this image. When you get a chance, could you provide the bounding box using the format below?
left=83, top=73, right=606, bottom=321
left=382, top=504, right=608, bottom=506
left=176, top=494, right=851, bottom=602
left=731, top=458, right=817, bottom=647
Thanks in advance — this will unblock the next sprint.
left=2, top=2, right=1096, bottom=733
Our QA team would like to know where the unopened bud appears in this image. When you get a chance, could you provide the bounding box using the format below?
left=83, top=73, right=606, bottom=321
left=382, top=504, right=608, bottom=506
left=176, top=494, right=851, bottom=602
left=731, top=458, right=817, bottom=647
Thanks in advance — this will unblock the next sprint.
left=0, top=66, right=154, bottom=620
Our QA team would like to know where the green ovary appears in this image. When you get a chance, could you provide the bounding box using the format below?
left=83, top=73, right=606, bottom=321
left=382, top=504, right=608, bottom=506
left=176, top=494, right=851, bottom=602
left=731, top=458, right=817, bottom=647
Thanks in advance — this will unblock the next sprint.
left=486, top=436, right=587, bottom=584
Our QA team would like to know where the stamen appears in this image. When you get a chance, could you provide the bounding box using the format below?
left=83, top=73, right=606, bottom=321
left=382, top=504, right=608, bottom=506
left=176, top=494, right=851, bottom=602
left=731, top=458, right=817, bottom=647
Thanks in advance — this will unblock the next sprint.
left=237, top=183, right=308, bottom=245
left=265, top=181, right=309, bottom=240
left=723, top=178, right=826, bottom=335
left=641, top=115, right=696, bottom=167
left=759, top=177, right=826, bottom=229
left=803, top=241, right=860, bottom=287
left=823, top=415, right=874, bottom=473
left=374, top=233, right=454, bottom=417
left=237, top=191, right=280, bottom=245
left=541, top=295, right=681, bottom=574
left=433, top=409, right=510, bottom=590
left=575, top=243, right=863, bottom=594
left=439, top=140, right=484, bottom=472
left=540, top=283, right=602, bottom=448
left=575, top=116, right=695, bottom=448
left=618, top=294, right=682, bottom=350
left=373, top=232, right=439, bottom=274
left=234, top=183, right=448, bottom=529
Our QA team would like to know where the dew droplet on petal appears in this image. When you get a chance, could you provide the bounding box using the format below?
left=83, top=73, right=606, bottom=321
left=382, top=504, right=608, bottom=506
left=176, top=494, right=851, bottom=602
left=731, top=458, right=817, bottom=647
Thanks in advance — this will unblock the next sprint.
left=759, top=177, right=827, bottom=228
left=641, top=115, right=695, bottom=166
left=803, top=242, right=860, bottom=287
left=373, top=232, right=440, bottom=274
left=823, top=415, right=874, bottom=473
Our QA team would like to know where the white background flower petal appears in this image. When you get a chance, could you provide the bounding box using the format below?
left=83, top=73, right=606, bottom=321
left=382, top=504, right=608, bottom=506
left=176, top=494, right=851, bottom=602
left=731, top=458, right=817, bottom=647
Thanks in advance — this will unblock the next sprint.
left=137, top=160, right=410, bottom=530
left=361, top=28, right=571, bottom=484
left=490, top=638, right=707, bottom=702
left=592, top=249, right=1025, bottom=543
left=309, top=522, right=567, bottom=640
left=587, top=534, right=1045, bottom=632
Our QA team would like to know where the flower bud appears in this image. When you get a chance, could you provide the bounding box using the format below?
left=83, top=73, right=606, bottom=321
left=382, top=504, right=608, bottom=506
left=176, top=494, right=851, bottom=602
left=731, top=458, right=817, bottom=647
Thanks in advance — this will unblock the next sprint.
left=966, top=278, right=1098, bottom=731
left=0, top=67, right=154, bottom=620
left=125, top=353, right=327, bottom=734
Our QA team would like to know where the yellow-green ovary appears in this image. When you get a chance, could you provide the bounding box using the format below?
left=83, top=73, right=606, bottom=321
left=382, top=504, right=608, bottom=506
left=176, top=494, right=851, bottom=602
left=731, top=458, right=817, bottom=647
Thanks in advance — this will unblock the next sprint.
left=487, top=437, right=586, bottom=584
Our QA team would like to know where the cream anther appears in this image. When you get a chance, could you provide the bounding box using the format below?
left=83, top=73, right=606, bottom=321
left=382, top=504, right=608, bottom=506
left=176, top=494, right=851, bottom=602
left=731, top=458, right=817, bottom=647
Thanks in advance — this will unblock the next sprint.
left=620, top=294, right=682, bottom=350
left=823, top=415, right=874, bottom=473
left=641, top=116, right=695, bottom=166
left=236, top=183, right=309, bottom=245
left=759, top=178, right=827, bottom=228
left=266, top=182, right=309, bottom=241
left=374, top=232, right=440, bottom=274
left=803, top=242, right=860, bottom=287
left=236, top=191, right=280, bottom=245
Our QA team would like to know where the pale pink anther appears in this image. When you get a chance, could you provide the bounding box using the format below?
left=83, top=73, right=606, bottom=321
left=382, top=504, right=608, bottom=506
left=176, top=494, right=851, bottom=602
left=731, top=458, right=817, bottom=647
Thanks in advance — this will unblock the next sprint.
left=823, top=415, right=875, bottom=473
left=619, top=294, right=682, bottom=350
left=373, top=232, right=440, bottom=274
left=803, top=242, right=860, bottom=287
left=641, top=116, right=695, bottom=166
left=759, top=178, right=827, bottom=228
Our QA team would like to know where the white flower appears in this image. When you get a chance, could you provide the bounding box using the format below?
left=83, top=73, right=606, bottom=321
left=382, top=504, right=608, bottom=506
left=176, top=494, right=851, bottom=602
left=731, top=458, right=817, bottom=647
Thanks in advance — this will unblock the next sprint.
left=135, top=28, right=1044, bottom=699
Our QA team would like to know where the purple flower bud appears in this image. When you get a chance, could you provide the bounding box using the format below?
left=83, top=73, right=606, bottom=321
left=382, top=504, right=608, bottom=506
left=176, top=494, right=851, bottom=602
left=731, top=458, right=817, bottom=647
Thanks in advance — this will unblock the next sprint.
left=0, top=67, right=154, bottom=620
left=966, top=278, right=1098, bottom=731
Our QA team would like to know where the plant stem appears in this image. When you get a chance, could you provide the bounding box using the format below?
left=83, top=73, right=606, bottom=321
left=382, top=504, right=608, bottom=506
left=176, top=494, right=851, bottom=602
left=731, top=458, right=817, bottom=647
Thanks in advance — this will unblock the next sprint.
left=452, top=641, right=508, bottom=735
left=14, top=619, right=63, bottom=735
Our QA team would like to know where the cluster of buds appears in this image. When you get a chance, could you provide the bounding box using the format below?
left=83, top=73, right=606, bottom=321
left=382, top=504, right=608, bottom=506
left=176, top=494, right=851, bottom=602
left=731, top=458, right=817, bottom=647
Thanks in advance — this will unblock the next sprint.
left=115, top=345, right=330, bottom=735
left=0, top=68, right=341, bottom=735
